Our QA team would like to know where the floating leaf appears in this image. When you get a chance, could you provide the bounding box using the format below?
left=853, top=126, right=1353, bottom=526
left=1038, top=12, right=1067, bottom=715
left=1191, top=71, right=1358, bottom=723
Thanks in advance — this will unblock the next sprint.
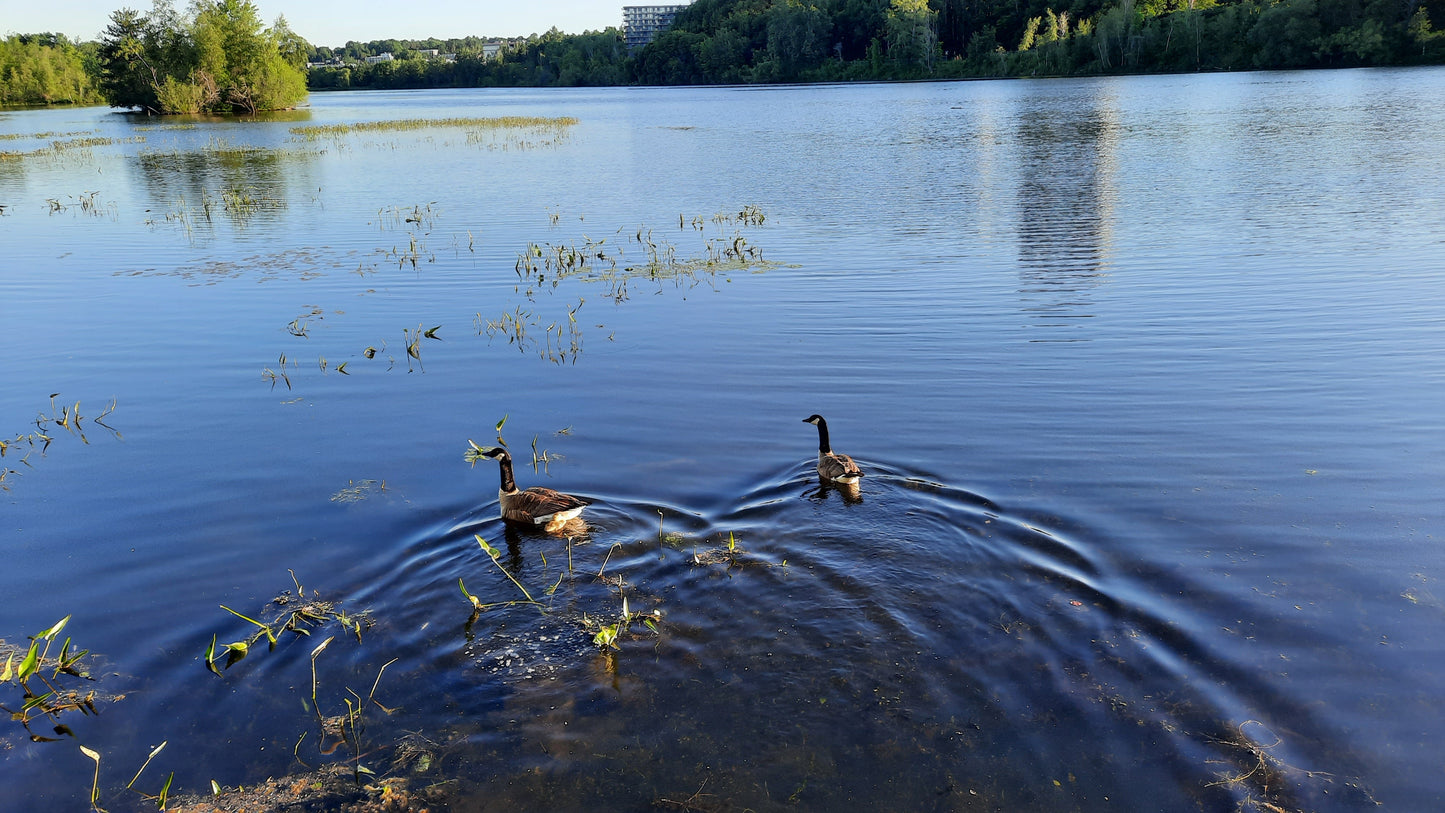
left=1, top=652, right=12, bottom=682
left=223, top=641, right=249, bottom=668
left=593, top=625, right=620, bottom=650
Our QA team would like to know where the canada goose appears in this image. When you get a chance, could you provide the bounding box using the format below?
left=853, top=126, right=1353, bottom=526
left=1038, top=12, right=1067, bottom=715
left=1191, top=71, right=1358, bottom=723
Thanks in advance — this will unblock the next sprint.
left=473, top=445, right=589, bottom=531
left=802, top=414, right=863, bottom=485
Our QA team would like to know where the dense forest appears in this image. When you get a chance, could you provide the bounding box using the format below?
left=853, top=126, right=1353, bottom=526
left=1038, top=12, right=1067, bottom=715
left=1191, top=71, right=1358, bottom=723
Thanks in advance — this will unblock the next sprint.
left=316, top=0, right=1445, bottom=89
left=635, top=0, right=1445, bottom=82
left=2, top=0, right=307, bottom=112
left=3, top=0, right=1444, bottom=106
left=0, top=34, right=103, bottom=106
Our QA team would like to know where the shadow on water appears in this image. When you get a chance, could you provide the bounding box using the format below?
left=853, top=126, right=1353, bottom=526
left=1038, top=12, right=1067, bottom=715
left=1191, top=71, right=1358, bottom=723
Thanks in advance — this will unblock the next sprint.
left=106, top=460, right=1375, bottom=811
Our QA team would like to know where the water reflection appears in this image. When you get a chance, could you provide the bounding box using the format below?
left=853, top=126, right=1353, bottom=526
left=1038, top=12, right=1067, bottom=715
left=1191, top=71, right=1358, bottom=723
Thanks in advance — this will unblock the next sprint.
left=806, top=477, right=864, bottom=505
left=129, top=141, right=318, bottom=232
left=1015, top=89, right=1120, bottom=337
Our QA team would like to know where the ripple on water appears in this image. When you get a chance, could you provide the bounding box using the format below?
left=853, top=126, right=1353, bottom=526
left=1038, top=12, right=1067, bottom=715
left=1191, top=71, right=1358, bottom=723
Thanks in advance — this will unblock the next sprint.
left=268, top=460, right=1365, bottom=810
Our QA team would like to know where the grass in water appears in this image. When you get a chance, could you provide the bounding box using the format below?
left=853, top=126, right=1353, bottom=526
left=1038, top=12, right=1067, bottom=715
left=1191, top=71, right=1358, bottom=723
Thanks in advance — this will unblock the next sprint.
left=290, top=116, right=578, bottom=139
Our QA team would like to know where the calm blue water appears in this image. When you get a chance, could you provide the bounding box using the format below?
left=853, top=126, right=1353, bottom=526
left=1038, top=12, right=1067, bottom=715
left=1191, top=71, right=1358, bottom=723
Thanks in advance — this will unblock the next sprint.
left=2, top=69, right=1444, bottom=811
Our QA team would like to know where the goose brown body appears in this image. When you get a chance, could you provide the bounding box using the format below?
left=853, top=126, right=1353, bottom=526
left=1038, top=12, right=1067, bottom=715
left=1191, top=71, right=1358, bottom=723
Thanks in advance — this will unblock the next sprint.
left=803, top=414, right=863, bottom=485
left=479, top=447, right=589, bottom=530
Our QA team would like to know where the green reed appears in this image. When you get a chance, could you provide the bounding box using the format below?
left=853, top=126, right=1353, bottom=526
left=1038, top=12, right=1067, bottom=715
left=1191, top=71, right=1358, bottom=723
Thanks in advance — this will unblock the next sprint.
left=290, top=116, right=578, bottom=140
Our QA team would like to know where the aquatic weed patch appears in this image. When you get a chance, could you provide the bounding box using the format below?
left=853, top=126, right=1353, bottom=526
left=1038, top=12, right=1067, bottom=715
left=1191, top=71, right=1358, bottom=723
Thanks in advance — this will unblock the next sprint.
left=479, top=206, right=781, bottom=363
left=0, top=395, right=120, bottom=491
left=290, top=115, right=578, bottom=140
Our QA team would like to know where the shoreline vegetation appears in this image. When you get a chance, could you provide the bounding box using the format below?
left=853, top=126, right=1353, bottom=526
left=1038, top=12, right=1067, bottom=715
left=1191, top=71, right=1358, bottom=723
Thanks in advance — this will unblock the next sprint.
left=4, top=0, right=1444, bottom=111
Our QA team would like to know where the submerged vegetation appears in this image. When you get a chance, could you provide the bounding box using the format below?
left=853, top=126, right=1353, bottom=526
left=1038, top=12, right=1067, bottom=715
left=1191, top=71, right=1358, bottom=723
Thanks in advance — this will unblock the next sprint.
left=290, top=115, right=578, bottom=139
left=1, top=396, right=120, bottom=492
left=0, top=616, right=100, bottom=742
left=480, top=206, right=778, bottom=364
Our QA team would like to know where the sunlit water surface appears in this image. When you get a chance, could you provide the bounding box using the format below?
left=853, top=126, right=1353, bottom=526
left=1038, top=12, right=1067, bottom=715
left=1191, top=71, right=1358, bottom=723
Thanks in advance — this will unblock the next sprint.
left=2, top=69, right=1444, bottom=811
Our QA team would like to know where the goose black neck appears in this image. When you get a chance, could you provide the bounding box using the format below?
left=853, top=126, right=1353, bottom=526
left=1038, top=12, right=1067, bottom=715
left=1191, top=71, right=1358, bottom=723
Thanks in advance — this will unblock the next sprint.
left=495, top=453, right=517, bottom=493
left=814, top=418, right=832, bottom=454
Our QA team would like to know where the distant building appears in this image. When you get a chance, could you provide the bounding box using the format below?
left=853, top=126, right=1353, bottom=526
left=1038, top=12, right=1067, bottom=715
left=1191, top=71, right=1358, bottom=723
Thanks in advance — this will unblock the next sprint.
left=482, top=41, right=505, bottom=60
left=623, top=3, right=692, bottom=50
left=363, top=52, right=394, bottom=64
left=418, top=49, right=440, bottom=58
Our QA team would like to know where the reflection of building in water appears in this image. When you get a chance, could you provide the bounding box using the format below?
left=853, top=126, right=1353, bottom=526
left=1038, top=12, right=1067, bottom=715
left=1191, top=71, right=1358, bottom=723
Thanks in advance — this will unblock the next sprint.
left=623, top=4, right=693, bottom=49
left=1015, top=91, right=1120, bottom=338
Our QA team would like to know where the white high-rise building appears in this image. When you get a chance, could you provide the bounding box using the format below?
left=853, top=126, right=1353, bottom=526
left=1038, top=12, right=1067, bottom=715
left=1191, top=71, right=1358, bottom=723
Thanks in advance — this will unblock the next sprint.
left=622, top=4, right=693, bottom=50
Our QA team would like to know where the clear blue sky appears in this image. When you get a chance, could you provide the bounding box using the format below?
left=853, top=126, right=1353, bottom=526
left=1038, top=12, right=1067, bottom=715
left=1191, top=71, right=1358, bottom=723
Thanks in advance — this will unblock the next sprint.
left=1, top=0, right=626, bottom=45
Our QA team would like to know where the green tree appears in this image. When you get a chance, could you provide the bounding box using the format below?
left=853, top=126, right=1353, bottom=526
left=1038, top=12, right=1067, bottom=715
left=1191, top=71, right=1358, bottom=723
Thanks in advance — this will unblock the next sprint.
left=0, top=34, right=103, bottom=106
left=96, top=0, right=306, bottom=113
left=97, top=7, right=163, bottom=112
left=762, top=0, right=832, bottom=78
left=885, top=0, right=939, bottom=71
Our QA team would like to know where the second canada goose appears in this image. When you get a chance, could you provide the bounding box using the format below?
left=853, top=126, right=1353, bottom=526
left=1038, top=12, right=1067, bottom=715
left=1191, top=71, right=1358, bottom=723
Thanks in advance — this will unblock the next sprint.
left=802, top=414, right=863, bottom=485
left=472, top=445, right=589, bottom=531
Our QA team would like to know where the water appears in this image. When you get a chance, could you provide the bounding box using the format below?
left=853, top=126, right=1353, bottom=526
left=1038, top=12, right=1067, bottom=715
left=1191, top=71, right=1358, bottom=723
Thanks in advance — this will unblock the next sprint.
left=2, top=69, right=1443, bottom=811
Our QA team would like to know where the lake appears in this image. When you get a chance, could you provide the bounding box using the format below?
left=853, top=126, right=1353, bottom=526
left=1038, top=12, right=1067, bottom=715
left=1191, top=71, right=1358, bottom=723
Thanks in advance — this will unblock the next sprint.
left=2, top=68, right=1444, bottom=811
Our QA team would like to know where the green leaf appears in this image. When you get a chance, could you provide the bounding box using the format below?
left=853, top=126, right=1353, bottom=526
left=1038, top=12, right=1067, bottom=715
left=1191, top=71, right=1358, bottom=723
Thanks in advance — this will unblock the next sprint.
left=224, top=641, right=249, bottom=668
left=475, top=534, right=500, bottom=560
left=219, top=605, right=270, bottom=631
left=204, top=634, right=221, bottom=676
left=18, top=641, right=39, bottom=681
left=459, top=578, right=479, bottom=607
left=22, top=691, right=55, bottom=712
left=495, top=414, right=508, bottom=432
left=1, top=652, right=13, bottom=682
left=211, top=780, right=222, bottom=796
left=36, top=615, right=71, bottom=641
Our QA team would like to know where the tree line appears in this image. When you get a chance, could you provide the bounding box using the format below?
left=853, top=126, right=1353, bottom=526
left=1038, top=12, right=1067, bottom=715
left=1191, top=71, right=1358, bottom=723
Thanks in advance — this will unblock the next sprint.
left=638, top=0, right=1445, bottom=82
left=0, top=34, right=103, bottom=106
left=4, top=0, right=1443, bottom=108
left=307, top=0, right=1445, bottom=90
left=2, top=0, right=307, bottom=112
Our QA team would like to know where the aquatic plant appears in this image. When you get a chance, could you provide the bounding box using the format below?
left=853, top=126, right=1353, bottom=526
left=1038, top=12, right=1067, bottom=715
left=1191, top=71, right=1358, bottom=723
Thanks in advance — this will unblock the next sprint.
left=0, top=134, right=142, bottom=166
left=478, top=209, right=776, bottom=364
left=375, top=202, right=439, bottom=231
left=0, top=616, right=100, bottom=742
left=262, top=353, right=293, bottom=390
left=203, top=573, right=372, bottom=675
left=0, top=396, right=120, bottom=491
left=329, top=479, right=387, bottom=503
left=290, top=117, right=578, bottom=153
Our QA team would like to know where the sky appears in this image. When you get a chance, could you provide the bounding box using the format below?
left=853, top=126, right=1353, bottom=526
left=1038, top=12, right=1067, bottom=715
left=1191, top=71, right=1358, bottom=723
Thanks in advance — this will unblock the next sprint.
left=1, top=0, right=627, bottom=46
